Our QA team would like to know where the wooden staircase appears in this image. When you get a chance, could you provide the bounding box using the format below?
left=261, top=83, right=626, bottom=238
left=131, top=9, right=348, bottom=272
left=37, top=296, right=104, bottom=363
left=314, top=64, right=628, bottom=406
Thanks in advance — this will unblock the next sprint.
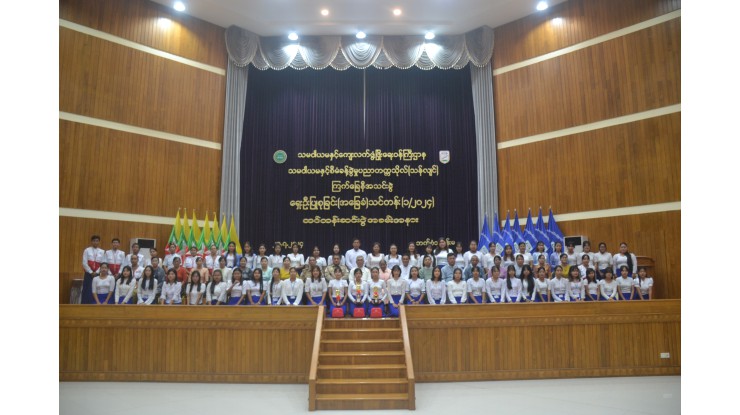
left=309, top=306, right=416, bottom=410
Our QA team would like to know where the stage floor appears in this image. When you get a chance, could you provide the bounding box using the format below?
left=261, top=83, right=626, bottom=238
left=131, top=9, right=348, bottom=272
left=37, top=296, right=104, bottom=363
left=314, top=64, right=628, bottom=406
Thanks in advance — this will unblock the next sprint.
left=60, top=375, right=680, bottom=414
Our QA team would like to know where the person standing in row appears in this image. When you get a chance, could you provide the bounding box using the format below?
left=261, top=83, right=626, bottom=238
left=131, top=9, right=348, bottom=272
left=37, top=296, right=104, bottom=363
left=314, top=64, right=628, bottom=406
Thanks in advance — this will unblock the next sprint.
left=91, top=262, right=115, bottom=305
left=124, top=243, right=145, bottom=269
left=163, top=243, right=181, bottom=271
left=434, top=238, right=453, bottom=268
left=520, top=265, right=536, bottom=302
left=367, top=268, right=387, bottom=314
left=367, top=242, right=384, bottom=269
left=281, top=268, right=304, bottom=306
left=345, top=238, right=367, bottom=269
left=583, top=269, right=599, bottom=301
left=387, top=265, right=406, bottom=316
left=407, top=242, right=421, bottom=268
left=592, top=242, right=613, bottom=279
left=613, top=242, right=638, bottom=277
left=326, top=244, right=345, bottom=270
left=533, top=267, right=550, bottom=302
left=567, top=267, right=583, bottom=302
left=268, top=268, right=283, bottom=305
left=305, top=266, right=327, bottom=306
left=105, top=238, right=125, bottom=277
left=599, top=269, right=618, bottom=301
left=503, top=265, right=522, bottom=303
left=348, top=268, right=368, bottom=315
left=287, top=243, right=305, bottom=274
left=549, top=266, right=568, bottom=302
left=385, top=243, right=401, bottom=269
left=227, top=269, right=246, bottom=305
left=82, top=235, right=106, bottom=304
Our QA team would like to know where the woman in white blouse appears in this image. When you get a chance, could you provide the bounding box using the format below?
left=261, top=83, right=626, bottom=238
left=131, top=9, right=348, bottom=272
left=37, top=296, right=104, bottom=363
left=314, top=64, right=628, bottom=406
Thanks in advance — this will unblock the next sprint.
left=185, top=271, right=205, bottom=305
left=549, top=266, right=569, bottom=302
left=348, top=268, right=368, bottom=316
left=159, top=269, right=182, bottom=305
left=613, top=242, right=637, bottom=277
left=386, top=265, right=407, bottom=317
left=520, top=265, right=535, bottom=303
left=287, top=243, right=305, bottom=274
left=426, top=267, right=446, bottom=305
left=367, top=267, right=387, bottom=315
left=598, top=269, right=618, bottom=301
left=634, top=267, right=653, bottom=300
left=503, top=265, right=522, bottom=303
left=206, top=270, right=228, bottom=305
left=384, top=244, right=401, bottom=269
left=327, top=244, right=345, bottom=270
left=268, top=268, right=283, bottom=305
left=405, top=267, right=426, bottom=305
left=407, top=242, right=421, bottom=268
left=137, top=266, right=158, bottom=305
left=246, top=268, right=267, bottom=305
left=305, top=266, right=328, bottom=306
left=453, top=242, right=466, bottom=269
left=583, top=269, right=599, bottom=302
left=226, top=269, right=246, bottom=305
left=367, top=242, right=385, bottom=269
left=447, top=268, right=467, bottom=304
left=328, top=267, right=348, bottom=316
left=467, top=267, right=487, bottom=304
left=485, top=266, right=505, bottom=304
left=593, top=242, right=613, bottom=280
left=434, top=238, right=453, bottom=269
left=533, top=267, right=550, bottom=302
left=616, top=265, right=635, bottom=301
left=566, top=267, right=583, bottom=302
left=92, top=263, right=115, bottom=304
left=115, top=266, right=136, bottom=304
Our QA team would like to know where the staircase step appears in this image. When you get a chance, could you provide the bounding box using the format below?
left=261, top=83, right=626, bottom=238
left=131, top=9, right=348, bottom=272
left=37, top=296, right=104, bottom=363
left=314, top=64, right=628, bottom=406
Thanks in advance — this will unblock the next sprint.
left=323, top=319, right=400, bottom=329
left=315, top=393, right=410, bottom=410
left=316, top=378, right=409, bottom=394
left=321, top=339, right=403, bottom=352
left=318, top=364, right=407, bottom=379
left=322, top=328, right=402, bottom=340
left=320, top=351, right=405, bottom=365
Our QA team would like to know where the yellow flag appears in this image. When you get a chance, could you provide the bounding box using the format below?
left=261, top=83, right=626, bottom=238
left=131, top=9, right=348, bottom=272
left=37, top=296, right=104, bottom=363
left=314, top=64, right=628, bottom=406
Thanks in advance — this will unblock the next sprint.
left=203, top=211, right=211, bottom=245
left=212, top=212, right=220, bottom=246
left=183, top=208, right=191, bottom=241
left=229, top=214, right=242, bottom=254
left=192, top=209, right=201, bottom=242
left=220, top=214, right=229, bottom=250
left=174, top=208, right=182, bottom=238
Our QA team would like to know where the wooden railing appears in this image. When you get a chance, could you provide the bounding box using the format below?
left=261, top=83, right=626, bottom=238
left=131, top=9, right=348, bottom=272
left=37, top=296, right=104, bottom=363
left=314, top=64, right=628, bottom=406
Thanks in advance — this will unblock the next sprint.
left=399, top=305, right=416, bottom=410
left=308, top=305, right=324, bottom=411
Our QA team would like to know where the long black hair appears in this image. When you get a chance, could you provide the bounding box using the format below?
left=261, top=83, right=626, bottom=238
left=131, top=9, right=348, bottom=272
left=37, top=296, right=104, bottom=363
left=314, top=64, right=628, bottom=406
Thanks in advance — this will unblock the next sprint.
left=521, top=265, right=535, bottom=296
left=118, top=265, right=133, bottom=285
left=505, top=265, right=516, bottom=290
left=252, top=268, right=264, bottom=293
left=210, top=269, right=223, bottom=295
left=188, top=271, right=202, bottom=293
left=140, top=266, right=155, bottom=291
left=620, top=242, right=634, bottom=273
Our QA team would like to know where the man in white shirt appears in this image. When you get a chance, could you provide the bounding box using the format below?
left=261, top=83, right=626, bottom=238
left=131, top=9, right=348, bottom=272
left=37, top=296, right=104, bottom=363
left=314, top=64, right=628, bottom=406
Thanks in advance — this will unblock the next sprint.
left=463, top=240, right=484, bottom=268
left=517, top=242, right=534, bottom=267
left=144, top=247, right=160, bottom=267
left=105, top=238, right=125, bottom=276
left=399, top=254, right=412, bottom=279
left=349, top=255, right=371, bottom=283
left=345, top=238, right=367, bottom=269
left=124, top=242, right=145, bottom=268
left=82, top=235, right=106, bottom=304
left=163, top=243, right=181, bottom=271
left=130, top=254, right=145, bottom=280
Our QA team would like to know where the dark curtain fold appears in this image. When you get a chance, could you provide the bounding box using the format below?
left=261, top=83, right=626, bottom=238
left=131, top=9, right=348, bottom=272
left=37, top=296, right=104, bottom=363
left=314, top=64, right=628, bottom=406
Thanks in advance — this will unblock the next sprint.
left=240, top=66, right=477, bottom=253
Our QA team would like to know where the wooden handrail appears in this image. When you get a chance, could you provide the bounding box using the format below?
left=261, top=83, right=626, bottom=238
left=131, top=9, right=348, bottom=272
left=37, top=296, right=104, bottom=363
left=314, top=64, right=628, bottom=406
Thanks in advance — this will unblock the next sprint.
left=399, top=305, right=416, bottom=410
left=308, top=305, right=325, bottom=411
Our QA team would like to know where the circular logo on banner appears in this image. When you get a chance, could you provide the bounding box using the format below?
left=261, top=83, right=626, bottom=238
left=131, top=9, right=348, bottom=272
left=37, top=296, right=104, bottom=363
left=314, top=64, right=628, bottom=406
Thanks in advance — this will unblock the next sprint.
left=273, top=150, right=287, bottom=164
left=439, top=150, right=450, bottom=164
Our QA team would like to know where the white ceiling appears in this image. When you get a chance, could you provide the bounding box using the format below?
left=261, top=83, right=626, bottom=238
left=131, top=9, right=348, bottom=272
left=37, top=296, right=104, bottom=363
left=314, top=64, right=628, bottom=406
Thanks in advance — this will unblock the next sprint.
left=151, top=0, right=567, bottom=36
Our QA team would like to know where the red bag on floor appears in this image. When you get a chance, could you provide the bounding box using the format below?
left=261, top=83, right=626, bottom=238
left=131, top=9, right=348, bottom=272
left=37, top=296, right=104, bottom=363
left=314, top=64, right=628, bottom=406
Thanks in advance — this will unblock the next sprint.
left=353, top=307, right=366, bottom=318
left=331, top=307, right=344, bottom=318
left=370, top=307, right=383, bottom=318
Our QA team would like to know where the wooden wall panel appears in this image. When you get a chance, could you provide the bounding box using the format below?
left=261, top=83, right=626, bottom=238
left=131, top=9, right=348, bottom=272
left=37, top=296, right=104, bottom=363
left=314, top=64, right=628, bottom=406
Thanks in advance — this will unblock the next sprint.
left=60, top=306, right=317, bottom=382
left=59, top=217, right=173, bottom=302
left=494, top=18, right=680, bottom=140
left=551, top=211, right=681, bottom=300
left=405, top=301, right=680, bottom=382
left=493, top=0, right=681, bottom=69
left=497, top=114, right=680, bottom=213
left=59, top=120, right=221, bottom=217
left=59, top=0, right=227, bottom=68
left=60, top=27, right=225, bottom=142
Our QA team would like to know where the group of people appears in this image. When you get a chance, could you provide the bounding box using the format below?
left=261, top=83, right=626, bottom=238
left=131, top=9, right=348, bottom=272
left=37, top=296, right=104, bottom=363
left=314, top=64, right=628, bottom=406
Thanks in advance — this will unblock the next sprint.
left=80, top=235, right=654, bottom=314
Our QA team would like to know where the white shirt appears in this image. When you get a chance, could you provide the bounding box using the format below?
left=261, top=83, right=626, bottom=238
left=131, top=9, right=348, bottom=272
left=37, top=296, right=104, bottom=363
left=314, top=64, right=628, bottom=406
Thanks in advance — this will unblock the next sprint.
left=287, top=253, right=305, bottom=268
left=130, top=266, right=144, bottom=280
left=565, top=252, right=578, bottom=266
left=482, top=253, right=496, bottom=272
left=92, top=274, right=115, bottom=294
left=426, top=280, right=446, bottom=304
left=206, top=281, right=228, bottom=304
left=635, top=277, right=653, bottom=297
left=307, top=256, right=327, bottom=269
left=463, top=251, right=484, bottom=268
left=327, top=255, right=345, bottom=268
left=245, top=280, right=265, bottom=297
left=83, top=247, right=106, bottom=274
left=183, top=255, right=199, bottom=270
left=485, top=278, right=505, bottom=301
left=267, top=254, right=284, bottom=269
left=115, top=277, right=136, bottom=303
left=348, top=280, right=369, bottom=303
left=407, top=254, right=421, bottom=268
left=217, top=267, right=233, bottom=284
left=386, top=278, right=407, bottom=298
left=616, top=276, right=634, bottom=294
left=517, top=252, right=534, bottom=266
left=577, top=264, right=594, bottom=278
left=447, top=280, right=467, bottom=303
left=205, top=254, right=221, bottom=271
left=406, top=278, right=426, bottom=298
left=223, top=253, right=239, bottom=268
left=567, top=279, right=583, bottom=300
left=367, top=280, right=387, bottom=302
left=584, top=280, right=599, bottom=298
left=467, top=277, right=486, bottom=298
left=161, top=281, right=182, bottom=304
left=384, top=254, right=401, bottom=269
left=105, top=249, right=125, bottom=271
left=185, top=283, right=205, bottom=305
left=137, top=279, right=158, bottom=304
left=453, top=253, right=466, bottom=269
left=593, top=252, right=613, bottom=270
left=399, top=263, right=412, bottom=279
left=504, top=278, right=522, bottom=302
left=435, top=249, right=453, bottom=266
left=163, top=253, right=181, bottom=269
left=366, top=253, right=385, bottom=269
left=228, top=281, right=246, bottom=299
left=349, top=267, right=371, bottom=283
left=124, top=253, right=145, bottom=268
left=599, top=280, right=618, bottom=300
left=328, top=279, right=348, bottom=300
left=305, top=279, right=328, bottom=298
left=268, top=280, right=284, bottom=304
left=549, top=277, right=568, bottom=301
left=345, top=249, right=368, bottom=269
left=577, top=251, right=594, bottom=265
left=534, top=278, right=550, bottom=296
left=281, top=279, right=304, bottom=305
left=613, top=253, right=638, bottom=274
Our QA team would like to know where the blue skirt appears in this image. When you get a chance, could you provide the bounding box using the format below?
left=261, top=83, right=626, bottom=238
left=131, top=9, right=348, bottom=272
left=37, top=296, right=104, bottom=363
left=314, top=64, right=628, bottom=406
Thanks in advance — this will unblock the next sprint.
left=96, top=293, right=113, bottom=304
left=406, top=294, right=423, bottom=305
left=634, top=293, right=648, bottom=300
left=621, top=292, right=632, bottom=301
left=489, top=295, right=502, bottom=304
left=534, top=293, right=548, bottom=302
left=227, top=297, right=242, bottom=305
left=470, top=295, right=484, bottom=304
left=249, top=295, right=266, bottom=305
left=522, top=293, right=535, bottom=302
left=584, top=293, right=598, bottom=301
left=553, top=293, right=566, bottom=302
left=210, top=299, right=220, bottom=305
left=284, top=296, right=298, bottom=305
left=388, top=294, right=402, bottom=317
left=117, top=296, right=133, bottom=305
left=271, top=296, right=281, bottom=305
left=428, top=296, right=444, bottom=304
left=139, top=296, right=150, bottom=304
left=453, top=296, right=464, bottom=304
left=349, top=300, right=366, bottom=314
left=311, top=295, right=324, bottom=306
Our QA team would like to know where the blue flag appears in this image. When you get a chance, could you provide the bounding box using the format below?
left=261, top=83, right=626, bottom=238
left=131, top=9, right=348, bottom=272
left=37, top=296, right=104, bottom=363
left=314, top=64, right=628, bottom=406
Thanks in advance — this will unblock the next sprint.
left=534, top=207, right=551, bottom=255
left=547, top=208, right=564, bottom=253
left=491, top=212, right=504, bottom=256
left=502, top=211, right=515, bottom=252
left=478, top=215, right=493, bottom=254
left=522, top=209, right=539, bottom=254
left=512, top=210, right=524, bottom=249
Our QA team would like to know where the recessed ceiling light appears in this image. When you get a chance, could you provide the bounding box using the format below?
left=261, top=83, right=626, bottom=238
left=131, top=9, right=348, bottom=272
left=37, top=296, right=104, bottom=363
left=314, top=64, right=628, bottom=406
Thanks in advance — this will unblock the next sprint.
left=425, top=32, right=435, bottom=40
left=356, top=31, right=366, bottom=39
left=536, top=1, right=548, bottom=11
left=288, top=32, right=299, bottom=41
left=393, top=9, right=402, bottom=16
left=173, top=1, right=186, bottom=12
left=321, top=9, right=329, bottom=16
